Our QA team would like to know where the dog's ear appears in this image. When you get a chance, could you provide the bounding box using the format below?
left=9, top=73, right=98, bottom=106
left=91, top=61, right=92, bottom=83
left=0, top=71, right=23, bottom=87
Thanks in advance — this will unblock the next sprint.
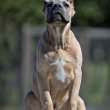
left=43, top=0, right=49, bottom=12
left=43, top=0, right=51, bottom=9
left=68, top=0, right=75, bottom=17
left=43, top=0, right=53, bottom=12
left=68, top=0, right=73, bottom=4
left=43, top=0, right=51, bottom=3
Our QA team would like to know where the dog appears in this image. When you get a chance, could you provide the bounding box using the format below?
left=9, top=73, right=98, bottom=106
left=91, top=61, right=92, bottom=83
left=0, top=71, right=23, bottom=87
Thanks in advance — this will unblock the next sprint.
left=25, top=0, right=86, bottom=110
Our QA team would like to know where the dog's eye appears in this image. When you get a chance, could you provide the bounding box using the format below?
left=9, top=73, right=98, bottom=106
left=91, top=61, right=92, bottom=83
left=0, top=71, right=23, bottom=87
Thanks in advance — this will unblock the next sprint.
left=47, top=2, right=53, bottom=8
left=63, top=2, right=69, bottom=8
left=44, top=1, right=47, bottom=6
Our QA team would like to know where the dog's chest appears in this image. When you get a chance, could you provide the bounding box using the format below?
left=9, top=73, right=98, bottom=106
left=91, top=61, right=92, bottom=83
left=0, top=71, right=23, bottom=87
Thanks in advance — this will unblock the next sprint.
left=51, top=58, right=68, bottom=83
left=44, top=49, right=75, bottom=84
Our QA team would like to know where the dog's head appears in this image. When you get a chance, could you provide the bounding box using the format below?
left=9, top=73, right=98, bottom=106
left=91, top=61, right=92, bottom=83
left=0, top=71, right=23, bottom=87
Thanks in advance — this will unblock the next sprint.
left=43, top=0, right=75, bottom=25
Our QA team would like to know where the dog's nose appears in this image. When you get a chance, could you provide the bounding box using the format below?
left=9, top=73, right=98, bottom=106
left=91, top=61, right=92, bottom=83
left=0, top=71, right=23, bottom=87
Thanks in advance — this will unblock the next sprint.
left=53, top=4, right=62, bottom=9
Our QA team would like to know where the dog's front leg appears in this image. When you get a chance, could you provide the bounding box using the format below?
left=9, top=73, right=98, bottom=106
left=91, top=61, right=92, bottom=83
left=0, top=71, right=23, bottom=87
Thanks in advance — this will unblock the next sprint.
left=37, top=72, right=54, bottom=110
left=70, top=65, right=82, bottom=110
left=43, top=91, right=54, bottom=110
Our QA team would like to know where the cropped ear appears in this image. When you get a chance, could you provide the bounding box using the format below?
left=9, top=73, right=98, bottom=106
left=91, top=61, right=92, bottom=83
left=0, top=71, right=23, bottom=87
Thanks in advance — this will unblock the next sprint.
left=68, top=0, right=73, bottom=4
left=69, top=0, right=75, bottom=17
left=71, top=7, right=76, bottom=17
left=43, top=0, right=51, bottom=2
left=43, top=0, right=50, bottom=12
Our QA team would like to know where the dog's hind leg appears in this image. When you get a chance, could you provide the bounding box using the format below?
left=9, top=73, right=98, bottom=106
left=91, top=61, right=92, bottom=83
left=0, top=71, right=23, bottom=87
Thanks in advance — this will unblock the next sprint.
left=25, top=91, right=41, bottom=110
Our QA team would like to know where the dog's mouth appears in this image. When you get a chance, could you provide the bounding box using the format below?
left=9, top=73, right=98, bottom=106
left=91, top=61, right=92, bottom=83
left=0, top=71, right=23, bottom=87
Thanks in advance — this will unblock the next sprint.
left=47, top=9, right=70, bottom=24
left=53, top=12, right=69, bottom=24
left=53, top=12, right=63, bottom=21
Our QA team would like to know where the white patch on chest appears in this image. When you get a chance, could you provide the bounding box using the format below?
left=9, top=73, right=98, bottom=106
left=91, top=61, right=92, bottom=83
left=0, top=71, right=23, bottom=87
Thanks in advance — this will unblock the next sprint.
left=51, top=58, right=67, bottom=83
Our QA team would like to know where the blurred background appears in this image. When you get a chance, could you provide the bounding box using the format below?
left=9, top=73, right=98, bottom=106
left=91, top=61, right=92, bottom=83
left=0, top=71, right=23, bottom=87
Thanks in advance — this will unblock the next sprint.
left=0, top=0, right=110, bottom=110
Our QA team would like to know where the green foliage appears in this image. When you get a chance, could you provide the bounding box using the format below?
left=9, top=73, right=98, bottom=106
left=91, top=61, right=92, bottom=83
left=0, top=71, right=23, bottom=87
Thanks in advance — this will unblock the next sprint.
left=0, top=0, right=44, bottom=25
left=75, top=1, right=104, bottom=26
left=0, top=24, right=20, bottom=107
left=0, top=24, right=20, bottom=69
left=0, top=0, right=110, bottom=26
left=74, top=0, right=110, bottom=26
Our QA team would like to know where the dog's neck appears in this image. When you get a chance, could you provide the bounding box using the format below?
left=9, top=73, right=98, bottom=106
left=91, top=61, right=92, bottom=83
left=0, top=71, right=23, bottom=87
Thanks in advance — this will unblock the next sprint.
left=47, top=23, right=71, bottom=50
